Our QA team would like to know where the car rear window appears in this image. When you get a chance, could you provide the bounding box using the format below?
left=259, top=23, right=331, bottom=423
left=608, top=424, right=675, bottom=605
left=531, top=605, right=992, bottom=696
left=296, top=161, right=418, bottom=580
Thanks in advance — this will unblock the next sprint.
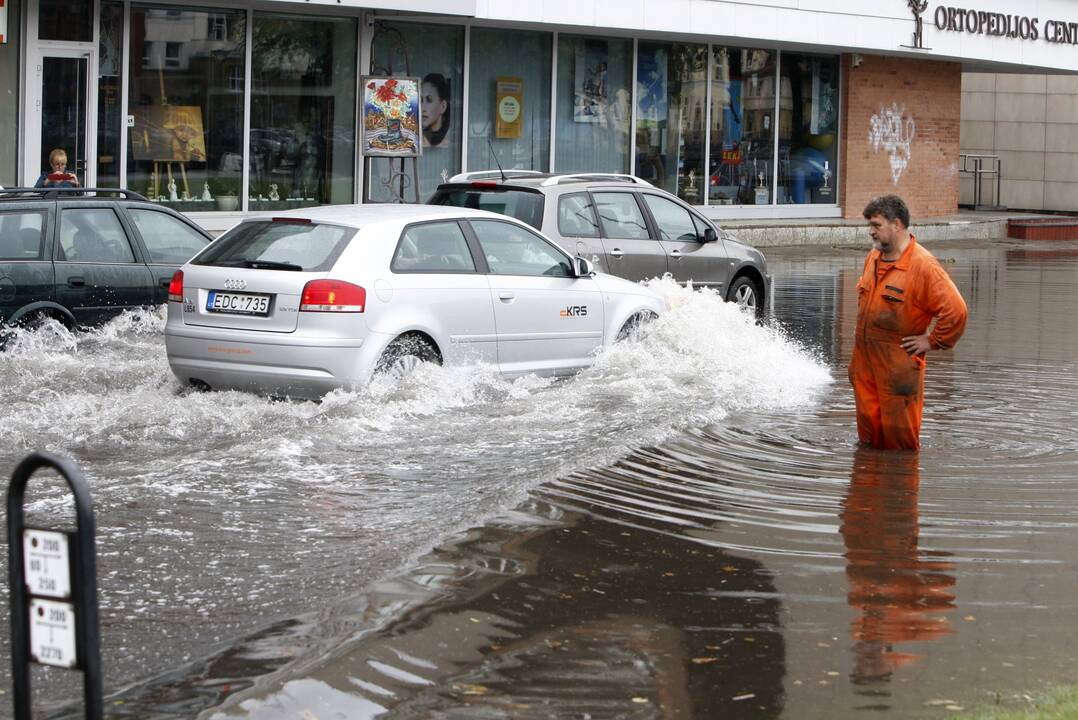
left=0, top=210, right=46, bottom=260
left=429, top=188, right=545, bottom=230
left=192, top=220, right=354, bottom=272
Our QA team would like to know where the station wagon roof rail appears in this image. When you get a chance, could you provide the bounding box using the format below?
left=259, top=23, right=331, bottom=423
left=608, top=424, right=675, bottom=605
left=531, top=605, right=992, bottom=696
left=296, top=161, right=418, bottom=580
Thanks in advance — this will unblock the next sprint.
left=0, top=187, right=150, bottom=201
left=447, top=170, right=548, bottom=183
left=538, top=173, right=652, bottom=187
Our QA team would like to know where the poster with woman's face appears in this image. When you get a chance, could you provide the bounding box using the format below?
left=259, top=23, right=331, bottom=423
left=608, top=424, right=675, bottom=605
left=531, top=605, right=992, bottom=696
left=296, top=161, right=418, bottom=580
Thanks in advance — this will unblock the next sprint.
left=420, top=73, right=452, bottom=149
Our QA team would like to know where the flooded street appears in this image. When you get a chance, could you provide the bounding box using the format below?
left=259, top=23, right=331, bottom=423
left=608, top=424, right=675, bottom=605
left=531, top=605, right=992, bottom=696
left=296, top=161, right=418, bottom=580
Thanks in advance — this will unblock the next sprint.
left=2, top=236, right=1077, bottom=718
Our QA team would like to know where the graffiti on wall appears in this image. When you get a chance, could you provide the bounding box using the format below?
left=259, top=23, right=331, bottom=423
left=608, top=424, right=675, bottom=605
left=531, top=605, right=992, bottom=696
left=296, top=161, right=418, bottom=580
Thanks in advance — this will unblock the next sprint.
left=869, top=103, right=916, bottom=185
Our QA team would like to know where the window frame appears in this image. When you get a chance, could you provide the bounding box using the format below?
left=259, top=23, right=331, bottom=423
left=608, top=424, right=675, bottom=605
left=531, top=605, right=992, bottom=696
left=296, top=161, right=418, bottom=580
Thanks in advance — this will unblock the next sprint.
left=464, top=218, right=576, bottom=279
left=390, top=218, right=482, bottom=275
left=590, top=190, right=654, bottom=241
left=638, top=191, right=704, bottom=244
left=556, top=192, right=601, bottom=239
left=56, top=206, right=139, bottom=265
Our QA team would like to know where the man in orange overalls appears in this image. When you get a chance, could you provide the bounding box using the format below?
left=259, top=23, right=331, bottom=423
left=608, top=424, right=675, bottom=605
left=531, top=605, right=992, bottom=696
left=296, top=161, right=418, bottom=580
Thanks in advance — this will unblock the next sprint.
left=849, top=195, right=968, bottom=450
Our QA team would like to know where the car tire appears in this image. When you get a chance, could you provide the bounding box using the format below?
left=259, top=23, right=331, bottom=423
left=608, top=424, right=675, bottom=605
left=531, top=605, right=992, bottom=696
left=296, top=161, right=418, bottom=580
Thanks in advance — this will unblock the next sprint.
left=374, top=334, right=442, bottom=380
left=727, top=276, right=763, bottom=319
left=616, top=311, right=657, bottom=342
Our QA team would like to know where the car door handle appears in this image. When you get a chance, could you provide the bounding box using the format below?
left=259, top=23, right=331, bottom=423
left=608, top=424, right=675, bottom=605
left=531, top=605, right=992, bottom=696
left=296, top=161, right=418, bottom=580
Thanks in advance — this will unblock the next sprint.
left=67, top=276, right=86, bottom=288
left=609, top=248, right=624, bottom=258
left=669, top=249, right=684, bottom=260
left=498, top=292, right=515, bottom=302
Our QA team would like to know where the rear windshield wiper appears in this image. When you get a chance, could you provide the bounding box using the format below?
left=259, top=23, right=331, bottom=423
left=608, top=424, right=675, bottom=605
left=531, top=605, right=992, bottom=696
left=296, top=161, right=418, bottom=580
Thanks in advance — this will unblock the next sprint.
left=241, top=260, right=303, bottom=271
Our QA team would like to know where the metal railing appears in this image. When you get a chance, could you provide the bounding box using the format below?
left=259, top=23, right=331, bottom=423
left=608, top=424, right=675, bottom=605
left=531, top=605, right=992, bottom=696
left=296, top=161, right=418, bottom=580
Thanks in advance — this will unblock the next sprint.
left=959, top=153, right=1003, bottom=209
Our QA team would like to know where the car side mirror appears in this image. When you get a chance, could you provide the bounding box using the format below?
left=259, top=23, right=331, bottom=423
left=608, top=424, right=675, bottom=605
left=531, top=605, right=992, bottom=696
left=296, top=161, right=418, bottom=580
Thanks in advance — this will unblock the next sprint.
left=574, top=256, right=595, bottom=277
left=702, top=227, right=719, bottom=243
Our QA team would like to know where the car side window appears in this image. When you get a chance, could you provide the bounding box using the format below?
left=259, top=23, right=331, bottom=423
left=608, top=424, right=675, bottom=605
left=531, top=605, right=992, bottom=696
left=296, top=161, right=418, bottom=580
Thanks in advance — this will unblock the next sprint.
left=642, top=194, right=699, bottom=242
left=557, top=193, right=599, bottom=238
left=0, top=211, right=46, bottom=260
left=59, top=208, right=136, bottom=263
left=592, top=192, right=651, bottom=240
left=469, top=220, right=573, bottom=278
left=128, top=209, right=209, bottom=264
left=690, top=212, right=714, bottom=238
left=392, top=221, right=476, bottom=273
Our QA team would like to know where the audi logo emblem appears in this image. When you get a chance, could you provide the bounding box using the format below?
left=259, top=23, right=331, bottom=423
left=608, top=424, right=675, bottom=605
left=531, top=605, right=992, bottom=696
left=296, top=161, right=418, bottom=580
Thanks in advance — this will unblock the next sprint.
left=224, top=279, right=247, bottom=290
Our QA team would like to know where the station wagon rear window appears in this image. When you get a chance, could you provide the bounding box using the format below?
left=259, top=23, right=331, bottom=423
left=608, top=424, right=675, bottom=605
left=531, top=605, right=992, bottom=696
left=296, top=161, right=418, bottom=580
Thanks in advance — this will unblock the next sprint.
left=0, top=211, right=46, bottom=260
left=193, top=220, right=355, bottom=272
left=430, top=188, right=545, bottom=230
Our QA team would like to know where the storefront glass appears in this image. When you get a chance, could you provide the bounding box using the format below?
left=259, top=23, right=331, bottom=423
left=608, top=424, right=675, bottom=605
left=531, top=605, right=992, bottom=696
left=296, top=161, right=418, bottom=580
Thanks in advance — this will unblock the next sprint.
left=127, top=5, right=246, bottom=211
left=554, top=35, right=632, bottom=174
left=39, top=0, right=92, bottom=42
left=369, top=21, right=464, bottom=202
left=0, top=0, right=19, bottom=186
left=250, top=13, right=357, bottom=209
left=467, top=28, right=551, bottom=174
left=97, top=1, right=124, bottom=190
left=779, top=53, right=839, bottom=205
left=710, top=47, right=777, bottom=206
left=636, top=42, right=707, bottom=204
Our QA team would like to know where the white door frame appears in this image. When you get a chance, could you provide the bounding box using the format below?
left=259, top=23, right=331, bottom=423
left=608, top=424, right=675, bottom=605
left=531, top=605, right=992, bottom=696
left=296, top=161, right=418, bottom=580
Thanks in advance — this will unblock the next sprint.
left=21, top=0, right=100, bottom=189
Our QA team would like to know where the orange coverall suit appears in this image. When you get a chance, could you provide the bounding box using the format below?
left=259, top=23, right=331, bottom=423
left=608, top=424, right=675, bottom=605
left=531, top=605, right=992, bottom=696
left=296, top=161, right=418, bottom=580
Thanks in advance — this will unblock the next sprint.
left=848, top=236, right=968, bottom=450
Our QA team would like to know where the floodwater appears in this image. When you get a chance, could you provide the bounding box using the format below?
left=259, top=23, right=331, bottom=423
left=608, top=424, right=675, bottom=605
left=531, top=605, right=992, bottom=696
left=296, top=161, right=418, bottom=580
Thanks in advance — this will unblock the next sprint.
left=1, top=236, right=1076, bottom=719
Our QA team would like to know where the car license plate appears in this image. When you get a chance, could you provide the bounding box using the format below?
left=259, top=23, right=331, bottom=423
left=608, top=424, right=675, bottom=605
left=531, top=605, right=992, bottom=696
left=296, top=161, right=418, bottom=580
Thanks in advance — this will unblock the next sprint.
left=206, top=290, right=271, bottom=316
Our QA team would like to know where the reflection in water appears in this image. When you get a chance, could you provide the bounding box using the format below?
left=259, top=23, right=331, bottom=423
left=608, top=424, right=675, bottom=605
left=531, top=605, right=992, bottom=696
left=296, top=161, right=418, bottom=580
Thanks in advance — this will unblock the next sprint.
left=841, top=449, right=955, bottom=687
left=199, top=501, right=787, bottom=719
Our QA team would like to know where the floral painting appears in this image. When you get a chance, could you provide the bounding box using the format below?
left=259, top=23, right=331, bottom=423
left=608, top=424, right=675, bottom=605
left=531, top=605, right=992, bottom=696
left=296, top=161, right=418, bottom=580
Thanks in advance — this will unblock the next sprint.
left=361, top=77, right=422, bottom=157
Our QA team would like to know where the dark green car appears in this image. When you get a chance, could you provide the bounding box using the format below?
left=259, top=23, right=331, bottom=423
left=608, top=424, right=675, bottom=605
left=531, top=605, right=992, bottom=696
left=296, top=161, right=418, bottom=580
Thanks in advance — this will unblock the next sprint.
left=0, top=188, right=212, bottom=329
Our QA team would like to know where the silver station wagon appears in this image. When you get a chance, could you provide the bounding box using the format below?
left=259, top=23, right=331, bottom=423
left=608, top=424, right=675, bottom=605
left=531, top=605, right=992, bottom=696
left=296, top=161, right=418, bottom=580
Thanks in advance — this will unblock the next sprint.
left=430, top=172, right=770, bottom=317
left=164, top=205, right=664, bottom=399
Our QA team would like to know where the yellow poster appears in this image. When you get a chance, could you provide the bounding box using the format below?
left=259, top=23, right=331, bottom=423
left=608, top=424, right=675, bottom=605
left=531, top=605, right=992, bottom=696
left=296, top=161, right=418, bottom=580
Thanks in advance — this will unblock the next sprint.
left=495, top=77, right=523, bottom=139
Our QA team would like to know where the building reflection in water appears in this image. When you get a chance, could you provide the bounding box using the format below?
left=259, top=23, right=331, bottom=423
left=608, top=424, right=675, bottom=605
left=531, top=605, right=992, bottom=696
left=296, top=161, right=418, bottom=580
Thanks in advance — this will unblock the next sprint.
left=841, top=448, right=956, bottom=686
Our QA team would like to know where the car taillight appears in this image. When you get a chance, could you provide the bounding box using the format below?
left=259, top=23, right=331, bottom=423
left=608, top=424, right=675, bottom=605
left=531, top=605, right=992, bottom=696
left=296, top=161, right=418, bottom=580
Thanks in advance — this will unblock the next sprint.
left=471, top=181, right=498, bottom=188
left=299, top=279, right=365, bottom=313
left=168, top=270, right=184, bottom=302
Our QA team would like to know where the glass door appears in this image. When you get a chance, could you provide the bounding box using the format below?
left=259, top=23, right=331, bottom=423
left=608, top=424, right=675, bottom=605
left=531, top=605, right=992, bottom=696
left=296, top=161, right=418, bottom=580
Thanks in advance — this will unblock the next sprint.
left=40, top=55, right=89, bottom=186
left=26, top=48, right=95, bottom=188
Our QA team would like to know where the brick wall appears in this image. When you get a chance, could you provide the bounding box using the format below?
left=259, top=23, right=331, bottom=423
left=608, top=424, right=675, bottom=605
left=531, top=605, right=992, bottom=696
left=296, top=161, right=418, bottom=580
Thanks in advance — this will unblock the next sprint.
left=840, top=54, right=962, bottom=220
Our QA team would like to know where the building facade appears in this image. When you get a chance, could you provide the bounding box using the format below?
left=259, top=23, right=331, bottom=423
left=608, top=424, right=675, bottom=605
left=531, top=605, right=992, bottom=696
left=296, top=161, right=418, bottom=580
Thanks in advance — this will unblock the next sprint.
left=960, top=72, right=1078, bottom=212
left=2, top=0, right=1077, bottom=231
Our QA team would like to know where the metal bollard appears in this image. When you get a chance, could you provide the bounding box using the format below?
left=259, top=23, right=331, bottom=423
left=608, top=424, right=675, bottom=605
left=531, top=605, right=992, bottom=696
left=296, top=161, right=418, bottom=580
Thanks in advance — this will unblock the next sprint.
left=7, top=452, right=103, bottom=720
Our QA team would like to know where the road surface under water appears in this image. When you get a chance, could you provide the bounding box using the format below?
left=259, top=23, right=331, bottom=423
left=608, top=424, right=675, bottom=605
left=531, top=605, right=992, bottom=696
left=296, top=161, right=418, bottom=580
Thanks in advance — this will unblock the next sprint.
left=1, top=236, right=1076, bottom=719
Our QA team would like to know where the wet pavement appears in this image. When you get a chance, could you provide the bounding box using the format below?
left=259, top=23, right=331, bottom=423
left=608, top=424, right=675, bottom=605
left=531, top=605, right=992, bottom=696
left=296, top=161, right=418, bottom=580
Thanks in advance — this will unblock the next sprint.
left=1, top=236, right=1076, bottom=719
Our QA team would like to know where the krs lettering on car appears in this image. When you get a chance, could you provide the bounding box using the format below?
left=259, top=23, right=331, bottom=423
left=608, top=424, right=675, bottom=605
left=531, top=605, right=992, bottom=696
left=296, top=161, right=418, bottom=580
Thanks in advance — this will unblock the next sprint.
left=560, top=305, right=588, bottom=317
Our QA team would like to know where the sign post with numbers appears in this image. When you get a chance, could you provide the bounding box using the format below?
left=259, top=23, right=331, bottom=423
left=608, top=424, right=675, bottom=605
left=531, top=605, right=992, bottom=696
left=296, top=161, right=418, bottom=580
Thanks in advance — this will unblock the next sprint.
left=7, top=452, right=102, bottom=720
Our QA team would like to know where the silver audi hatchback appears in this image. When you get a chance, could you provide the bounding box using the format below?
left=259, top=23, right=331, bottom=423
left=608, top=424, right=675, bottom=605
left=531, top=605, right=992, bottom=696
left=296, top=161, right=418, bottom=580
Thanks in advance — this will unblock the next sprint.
left=165, top=205, right=664, bottom=399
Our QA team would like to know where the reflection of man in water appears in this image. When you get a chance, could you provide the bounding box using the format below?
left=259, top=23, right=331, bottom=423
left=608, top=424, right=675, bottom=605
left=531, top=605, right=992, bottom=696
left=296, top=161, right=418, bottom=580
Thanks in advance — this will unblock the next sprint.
left=841, top=448, right=955, bottom=685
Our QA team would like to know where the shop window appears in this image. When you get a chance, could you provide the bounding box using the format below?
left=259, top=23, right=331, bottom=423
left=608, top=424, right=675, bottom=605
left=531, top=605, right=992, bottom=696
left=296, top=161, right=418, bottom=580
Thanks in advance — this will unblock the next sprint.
left=127, top=5, right=246, bottom=211
left=779, top=53, right=839, bottom=205
left=369, top=21, right=465, bottom=202
left=250, top=12, right=357, bottom=208
left=97, top=1, right=125, bottom=190
left=554, top=35, right=632, bottom=174
left=710, top=47, right=777, bottom=206
left=467, top=28, right=551, bottom=175
left=636, top=42, right=707, bottom=204
left=38, top=0, right=92, bottom=42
